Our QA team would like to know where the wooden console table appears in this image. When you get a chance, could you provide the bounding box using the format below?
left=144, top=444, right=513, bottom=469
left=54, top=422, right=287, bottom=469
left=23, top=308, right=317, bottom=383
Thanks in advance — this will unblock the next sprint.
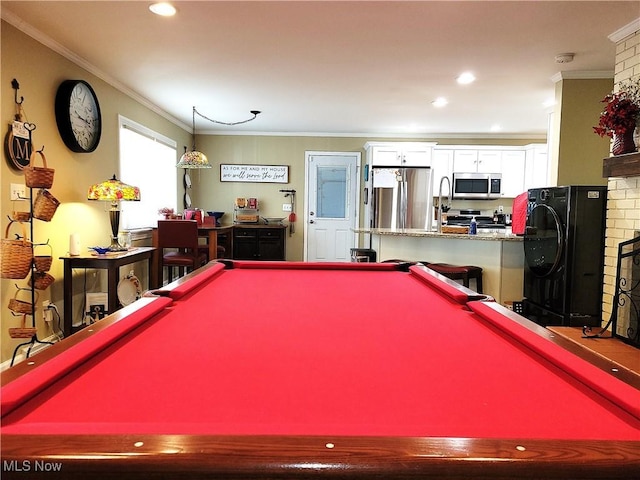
left=59, top=247, right=156, bottom=337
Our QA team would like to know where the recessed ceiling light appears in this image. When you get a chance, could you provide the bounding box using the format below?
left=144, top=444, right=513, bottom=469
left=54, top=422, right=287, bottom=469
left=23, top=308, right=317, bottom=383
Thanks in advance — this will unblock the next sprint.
left=490, top=124, right=502, bottom=132
left=149, top=2, right=176, bottom=17
left=432, top=97, right=448, bottom=108
left=456, top=72, right=476, bottom=85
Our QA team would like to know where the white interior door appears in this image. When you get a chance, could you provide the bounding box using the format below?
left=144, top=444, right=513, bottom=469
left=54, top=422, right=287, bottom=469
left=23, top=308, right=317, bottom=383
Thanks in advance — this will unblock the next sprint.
left=305, top=151, right=360, bottom=262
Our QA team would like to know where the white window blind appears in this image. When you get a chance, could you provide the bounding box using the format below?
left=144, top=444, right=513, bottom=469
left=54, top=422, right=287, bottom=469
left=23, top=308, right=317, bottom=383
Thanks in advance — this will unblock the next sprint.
left=118, top=116, right=177, bottom=230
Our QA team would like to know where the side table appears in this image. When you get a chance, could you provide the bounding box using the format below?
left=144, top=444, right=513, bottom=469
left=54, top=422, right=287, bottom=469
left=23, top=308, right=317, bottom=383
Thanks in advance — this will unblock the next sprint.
left=59, top=247, right=156, bottom=337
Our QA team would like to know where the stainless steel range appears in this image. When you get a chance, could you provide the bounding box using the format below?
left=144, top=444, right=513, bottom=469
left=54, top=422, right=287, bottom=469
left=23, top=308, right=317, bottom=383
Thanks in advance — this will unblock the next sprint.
left=444, top=209, right=510, bottom=233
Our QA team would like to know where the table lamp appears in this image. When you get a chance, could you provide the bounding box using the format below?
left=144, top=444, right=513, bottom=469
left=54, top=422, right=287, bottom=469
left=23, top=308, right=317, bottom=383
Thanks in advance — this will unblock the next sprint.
left=88, top=175, right=140, bottom=251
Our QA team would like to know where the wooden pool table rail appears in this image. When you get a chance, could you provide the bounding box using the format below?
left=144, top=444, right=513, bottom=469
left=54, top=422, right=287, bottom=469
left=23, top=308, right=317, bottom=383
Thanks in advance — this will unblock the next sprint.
left=2, top=433, right=639, bottom=479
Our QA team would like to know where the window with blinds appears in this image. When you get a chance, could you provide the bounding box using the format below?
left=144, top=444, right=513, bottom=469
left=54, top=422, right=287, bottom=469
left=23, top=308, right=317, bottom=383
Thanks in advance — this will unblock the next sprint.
left=118, top=116, right=177, bottom=230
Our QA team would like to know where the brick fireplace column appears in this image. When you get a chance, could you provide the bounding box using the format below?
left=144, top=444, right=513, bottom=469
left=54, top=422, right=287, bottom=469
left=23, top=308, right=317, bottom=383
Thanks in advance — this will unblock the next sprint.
left=601, top=20, right=640, bottom=335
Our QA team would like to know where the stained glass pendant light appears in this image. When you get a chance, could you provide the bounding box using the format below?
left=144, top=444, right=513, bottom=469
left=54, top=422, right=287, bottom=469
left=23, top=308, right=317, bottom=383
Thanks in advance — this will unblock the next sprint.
left=176, top=107, right=212, bottom=169
left=176, top=106, right=261, bottom=169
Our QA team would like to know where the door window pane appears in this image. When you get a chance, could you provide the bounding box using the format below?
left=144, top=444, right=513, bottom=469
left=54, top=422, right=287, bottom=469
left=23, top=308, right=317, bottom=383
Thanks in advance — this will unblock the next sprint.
left=316, top=167, right=347, bottom=218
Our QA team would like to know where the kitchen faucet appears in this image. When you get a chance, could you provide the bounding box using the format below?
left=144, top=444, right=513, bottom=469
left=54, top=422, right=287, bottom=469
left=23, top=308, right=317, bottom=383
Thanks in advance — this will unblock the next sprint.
left=437, top=176, right=452, bottom=233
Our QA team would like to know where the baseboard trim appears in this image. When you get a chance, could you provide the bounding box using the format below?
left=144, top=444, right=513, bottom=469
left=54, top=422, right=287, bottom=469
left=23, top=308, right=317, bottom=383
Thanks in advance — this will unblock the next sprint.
left=1, top=334, right=61, bottom=372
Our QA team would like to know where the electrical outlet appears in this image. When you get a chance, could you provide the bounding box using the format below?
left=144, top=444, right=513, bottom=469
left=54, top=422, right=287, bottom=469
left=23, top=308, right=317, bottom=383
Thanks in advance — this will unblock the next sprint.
left=10, top=183, right=26, bottom=200
left=42, top=301, right=52, bottom=322
left=283, top=203, right=292, bottom=212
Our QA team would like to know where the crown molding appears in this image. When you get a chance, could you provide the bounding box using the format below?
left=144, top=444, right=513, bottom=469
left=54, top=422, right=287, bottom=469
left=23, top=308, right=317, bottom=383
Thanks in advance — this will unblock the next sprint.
left=200, top=130, right=547, bottom=141
left=550, top=71, right=614, bottom=83
left=609, top=18, right=640, bottom=43
left=1, top=10, right=190, bottom=132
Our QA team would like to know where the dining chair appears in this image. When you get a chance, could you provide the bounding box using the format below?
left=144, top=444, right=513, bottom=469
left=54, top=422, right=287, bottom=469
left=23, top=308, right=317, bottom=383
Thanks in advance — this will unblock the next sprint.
left=157, top=220, right=208, bottom=284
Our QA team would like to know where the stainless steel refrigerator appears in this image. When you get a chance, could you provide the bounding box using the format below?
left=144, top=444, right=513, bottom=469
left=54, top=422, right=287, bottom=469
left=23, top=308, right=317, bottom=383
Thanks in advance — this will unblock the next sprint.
left=371, top=167, right=434, bottom=230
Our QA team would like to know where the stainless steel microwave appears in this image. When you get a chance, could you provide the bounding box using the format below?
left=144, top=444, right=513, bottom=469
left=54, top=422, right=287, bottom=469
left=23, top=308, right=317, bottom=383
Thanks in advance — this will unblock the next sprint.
left=452, top=172, right=502, bottom=199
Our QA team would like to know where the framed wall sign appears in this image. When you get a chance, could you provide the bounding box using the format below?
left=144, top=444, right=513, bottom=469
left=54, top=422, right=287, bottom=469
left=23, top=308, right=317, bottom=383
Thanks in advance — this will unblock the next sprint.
left=5, top=121, right=33, bottom=170
left=220, top=164, right=289, bottom=183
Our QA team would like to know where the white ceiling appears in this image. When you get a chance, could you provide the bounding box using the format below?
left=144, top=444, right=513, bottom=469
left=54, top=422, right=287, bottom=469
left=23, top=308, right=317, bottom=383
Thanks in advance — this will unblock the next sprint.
left=2, top=1, right=639, bottom=138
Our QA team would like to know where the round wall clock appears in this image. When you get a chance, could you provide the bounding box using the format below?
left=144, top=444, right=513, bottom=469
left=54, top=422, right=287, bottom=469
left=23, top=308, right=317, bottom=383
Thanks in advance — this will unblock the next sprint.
left=55, top=80, right=102, bottom=153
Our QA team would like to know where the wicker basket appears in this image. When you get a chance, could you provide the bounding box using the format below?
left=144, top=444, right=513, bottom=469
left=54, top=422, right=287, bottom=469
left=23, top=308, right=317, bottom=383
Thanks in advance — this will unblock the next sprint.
left=9, top=316, right=37, bottom=339
left=33, top=189, right=60, bottom=222
left=33, top=243, right=53, bottom=272
left=25, top=150, right=54, bottom=189
left=29, top=272, right=55, bottom=290
left=8, top=288, right=37, bottom=315
left=0, top=221, right=32, bottom=279
left=11, top=211, right=31, bottom=222
left=12, top=199, right=31, bottom=222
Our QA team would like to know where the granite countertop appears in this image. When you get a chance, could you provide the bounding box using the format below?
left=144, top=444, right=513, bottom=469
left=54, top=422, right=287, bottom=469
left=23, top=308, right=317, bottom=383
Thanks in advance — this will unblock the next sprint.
left=353, top=227, right=523, bottom=242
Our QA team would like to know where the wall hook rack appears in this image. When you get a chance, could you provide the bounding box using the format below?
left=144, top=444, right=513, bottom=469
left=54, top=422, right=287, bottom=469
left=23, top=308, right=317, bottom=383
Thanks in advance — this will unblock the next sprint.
left=11, top=78, right=24, bottom=106
left=279, top=189, right=297, bottom=236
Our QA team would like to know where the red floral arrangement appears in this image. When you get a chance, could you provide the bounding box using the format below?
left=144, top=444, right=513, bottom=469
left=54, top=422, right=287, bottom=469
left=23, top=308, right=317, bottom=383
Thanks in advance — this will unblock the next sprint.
left=593, top=91, right=639, bottom=138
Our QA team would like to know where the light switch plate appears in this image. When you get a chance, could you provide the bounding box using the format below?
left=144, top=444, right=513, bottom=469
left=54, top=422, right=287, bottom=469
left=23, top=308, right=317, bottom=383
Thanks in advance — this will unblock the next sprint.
left=10, top=183, right=26, bottom=200
left=283, top=203, right=292, bottom=212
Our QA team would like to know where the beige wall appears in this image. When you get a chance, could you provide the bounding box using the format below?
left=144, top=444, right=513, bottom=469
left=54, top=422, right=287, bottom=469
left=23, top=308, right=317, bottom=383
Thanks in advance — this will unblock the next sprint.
left=1, top=22, right=191, bottom=363
left=552, top=78, right=614, bottom=186
left=191, top=135, right=370, bottom=261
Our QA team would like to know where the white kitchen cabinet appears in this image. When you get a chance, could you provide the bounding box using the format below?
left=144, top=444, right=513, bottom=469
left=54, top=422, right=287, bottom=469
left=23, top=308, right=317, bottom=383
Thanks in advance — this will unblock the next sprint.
left=431, top=149, right=453, bottom=192
left=524, top=145, right=549, bottom=191
left=452, top=149, right=478, bottom=172
left=477, top=151, right=502, bottom=173
left=440, top=145, right=533, bottom=198
left=369, top=144, right=403, bottom=166
left=365, top=142, right=436, bottom=167
left=453, top=149, right=503, bottom=173
left=500, top=150, right=526, bottom=197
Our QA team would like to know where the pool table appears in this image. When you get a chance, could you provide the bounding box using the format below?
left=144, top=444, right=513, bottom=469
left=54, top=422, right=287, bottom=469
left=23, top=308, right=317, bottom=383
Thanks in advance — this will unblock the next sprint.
left=2, top=261, right=639, bottom=479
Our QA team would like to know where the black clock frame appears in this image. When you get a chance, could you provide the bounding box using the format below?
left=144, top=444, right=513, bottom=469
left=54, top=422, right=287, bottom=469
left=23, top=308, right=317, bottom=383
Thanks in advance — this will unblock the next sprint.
left=55, top=80, right=102, bottom=153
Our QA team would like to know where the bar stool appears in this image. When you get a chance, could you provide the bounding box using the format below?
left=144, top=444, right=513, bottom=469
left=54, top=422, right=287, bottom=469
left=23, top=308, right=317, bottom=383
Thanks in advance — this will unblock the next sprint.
left=420, top=262, right=483, bottom=293
left=158, top=220, right=208, bottom=283
left=350, top=248, right=377, bottom=262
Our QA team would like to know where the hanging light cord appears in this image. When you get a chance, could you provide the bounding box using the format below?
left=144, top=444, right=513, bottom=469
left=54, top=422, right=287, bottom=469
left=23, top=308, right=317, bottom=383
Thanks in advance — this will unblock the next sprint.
left=193, top=106, right=261, bottom=126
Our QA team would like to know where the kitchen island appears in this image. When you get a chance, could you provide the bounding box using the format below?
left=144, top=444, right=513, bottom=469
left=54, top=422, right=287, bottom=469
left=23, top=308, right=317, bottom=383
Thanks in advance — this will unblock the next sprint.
left=355, top=227, right=524, bottom=304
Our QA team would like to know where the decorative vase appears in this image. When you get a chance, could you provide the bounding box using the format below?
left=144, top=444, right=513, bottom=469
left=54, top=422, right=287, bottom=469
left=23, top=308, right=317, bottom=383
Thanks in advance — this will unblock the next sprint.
left=612, top=126, right=637, bottom=155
